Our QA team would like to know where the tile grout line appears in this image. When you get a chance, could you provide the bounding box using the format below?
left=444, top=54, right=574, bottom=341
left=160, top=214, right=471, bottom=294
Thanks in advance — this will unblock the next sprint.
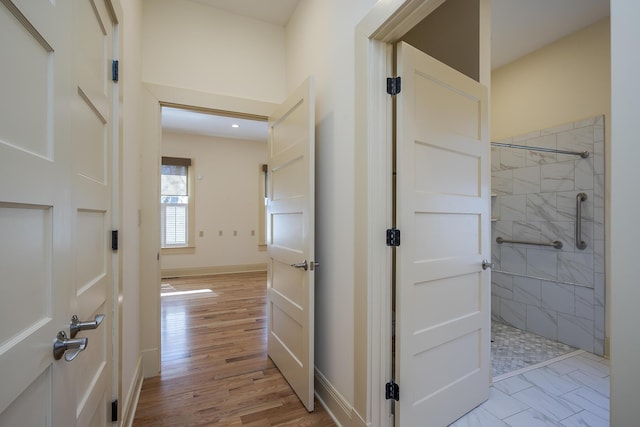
left=493, top=349, right=585, bottom=383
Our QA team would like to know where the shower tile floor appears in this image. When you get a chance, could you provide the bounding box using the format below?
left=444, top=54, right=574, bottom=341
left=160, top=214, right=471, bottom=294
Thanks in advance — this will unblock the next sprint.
left=492, top=321, right=577, bottom=378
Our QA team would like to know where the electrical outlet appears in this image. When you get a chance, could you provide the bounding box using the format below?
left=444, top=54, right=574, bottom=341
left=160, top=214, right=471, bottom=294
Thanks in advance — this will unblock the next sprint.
left=199, top=231, right=204, bottom=237
left=218, top=230, right=223, bottom=236
left=251, top=230, right=255, bottom=236
left=233, top=230, right=238, bottom=236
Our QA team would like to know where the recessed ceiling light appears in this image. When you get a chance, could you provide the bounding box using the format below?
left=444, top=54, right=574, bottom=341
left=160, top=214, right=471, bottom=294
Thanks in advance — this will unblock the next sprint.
left=231, top=124, right=240, bottom=128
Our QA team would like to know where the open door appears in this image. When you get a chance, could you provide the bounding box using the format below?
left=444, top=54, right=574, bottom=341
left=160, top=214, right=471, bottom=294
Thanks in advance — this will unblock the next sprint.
left=394, top=42, right=491, bottom=426
left=0, top=0, right=116, bottom=425
left=266, top=77, right=316, bottom=411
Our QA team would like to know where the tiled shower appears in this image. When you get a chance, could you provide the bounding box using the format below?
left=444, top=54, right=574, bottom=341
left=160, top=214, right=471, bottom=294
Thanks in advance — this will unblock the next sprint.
left=490, top=115, right=605, bottom=356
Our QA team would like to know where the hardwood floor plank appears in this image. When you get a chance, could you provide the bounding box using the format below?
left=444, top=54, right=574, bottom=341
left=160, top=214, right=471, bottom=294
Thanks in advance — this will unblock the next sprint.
left=133, top=272, right=336, bottom=427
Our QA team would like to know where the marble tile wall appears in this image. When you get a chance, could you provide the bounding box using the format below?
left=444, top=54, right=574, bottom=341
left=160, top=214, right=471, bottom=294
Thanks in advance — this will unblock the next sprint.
left=491, top=115, right=605, bottom=355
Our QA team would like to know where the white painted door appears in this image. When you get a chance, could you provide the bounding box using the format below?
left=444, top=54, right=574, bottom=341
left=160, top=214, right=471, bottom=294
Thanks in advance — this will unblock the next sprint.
left=0, top=0, right=116, bottom=425
left=70, top=0, right=116, bottom=425
left=266, top=77, right=316, bottom=412
left=395, top=42, right=491, bottom=426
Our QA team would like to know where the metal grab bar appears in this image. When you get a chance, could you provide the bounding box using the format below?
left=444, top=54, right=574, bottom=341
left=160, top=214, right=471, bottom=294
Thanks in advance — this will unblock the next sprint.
left=496, top=236, right=563, bottom=250
left=491, top=142, right=589, bottom=158
left=576, top=193, right=588, bottom=250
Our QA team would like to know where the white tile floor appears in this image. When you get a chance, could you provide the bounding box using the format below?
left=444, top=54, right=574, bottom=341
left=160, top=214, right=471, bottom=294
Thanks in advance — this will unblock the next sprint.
left=451, top=351, right=610, bottom=426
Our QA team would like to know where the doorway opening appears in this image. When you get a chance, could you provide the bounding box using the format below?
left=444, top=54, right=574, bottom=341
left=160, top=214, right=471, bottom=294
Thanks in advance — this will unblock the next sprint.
left=489, top=4, right=610, bottom=377
left=157, top=104, right=270, bottom=341
left=159, top=105, right=269, bottom=279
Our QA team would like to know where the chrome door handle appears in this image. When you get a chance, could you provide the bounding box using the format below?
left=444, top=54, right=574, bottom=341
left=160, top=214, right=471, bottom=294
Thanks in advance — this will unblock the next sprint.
left=290, top=260, right=308, bottom=271
left=53, top=331, right=88, bottom=362
left=70, top=314, right=104, bottom=338
left=482, top=259, right=495, bottom=270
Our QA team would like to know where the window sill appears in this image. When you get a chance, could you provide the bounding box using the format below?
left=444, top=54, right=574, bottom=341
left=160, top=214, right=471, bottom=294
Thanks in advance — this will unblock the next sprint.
left=162, top=246, right=195, bottom=255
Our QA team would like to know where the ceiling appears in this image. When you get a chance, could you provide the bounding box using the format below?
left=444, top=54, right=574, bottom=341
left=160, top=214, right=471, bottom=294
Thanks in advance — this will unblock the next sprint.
left=164, top=0, right=610, bottom=139
left=162, top=107, right=268, bottom=141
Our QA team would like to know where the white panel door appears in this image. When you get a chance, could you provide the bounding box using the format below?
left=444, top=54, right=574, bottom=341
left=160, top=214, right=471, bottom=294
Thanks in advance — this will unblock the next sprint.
left=0, top=1, right=115, bottom=425
left=267, top=77, right=316, bottom=411
left=71, top=0, right=115, bottom=425
left=395, top=42, right=491, bottom=427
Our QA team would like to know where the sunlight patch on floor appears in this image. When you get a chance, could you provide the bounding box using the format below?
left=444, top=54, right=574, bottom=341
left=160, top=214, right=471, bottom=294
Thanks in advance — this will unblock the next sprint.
left=161, top=289, right=216, bottom=297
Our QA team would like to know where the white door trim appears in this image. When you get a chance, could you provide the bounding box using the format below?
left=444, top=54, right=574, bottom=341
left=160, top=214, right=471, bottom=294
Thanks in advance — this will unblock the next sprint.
left=108, top=0, right=124, bottom=422
left=353, top=1, right=491, bottom=425
left=139, top=83, right=277, bottom=378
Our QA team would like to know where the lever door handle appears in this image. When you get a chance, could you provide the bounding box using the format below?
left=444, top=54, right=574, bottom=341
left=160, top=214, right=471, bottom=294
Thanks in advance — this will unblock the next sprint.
left=290, top=260, right=308, bottom=271
left=70, top=314, right=105, bottom=338
left=53, top=331, right=88, bottom=361
left=482, top=259, right=495, bottom=270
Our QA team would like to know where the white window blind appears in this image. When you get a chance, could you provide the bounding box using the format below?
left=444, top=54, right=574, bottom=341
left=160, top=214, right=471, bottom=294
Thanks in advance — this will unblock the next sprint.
left=162, top=204, right=187, bottom=246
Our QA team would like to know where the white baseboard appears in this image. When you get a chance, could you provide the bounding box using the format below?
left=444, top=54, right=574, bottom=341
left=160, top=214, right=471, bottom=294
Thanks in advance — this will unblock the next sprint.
left=161, top=263, right=267, bottom=278
left=121, top=356, right=144, bottom=427
left=314, top=368, right=353, bottom=427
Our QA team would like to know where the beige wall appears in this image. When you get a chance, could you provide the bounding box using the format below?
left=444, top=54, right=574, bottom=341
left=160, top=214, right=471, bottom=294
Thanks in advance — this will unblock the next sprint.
left=160, top=132, right=267, bottom=273
left=492, top=18, right=610, bottom=141
left=141, top=0, right=286, bottom=104
left=121, top=0, right=144, bottom=421
left=285, top=0, right=378, bottom=412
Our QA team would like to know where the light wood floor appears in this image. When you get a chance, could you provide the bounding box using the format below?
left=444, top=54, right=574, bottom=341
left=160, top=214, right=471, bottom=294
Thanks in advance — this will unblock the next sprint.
left=133, top=272, right=336, bottom=426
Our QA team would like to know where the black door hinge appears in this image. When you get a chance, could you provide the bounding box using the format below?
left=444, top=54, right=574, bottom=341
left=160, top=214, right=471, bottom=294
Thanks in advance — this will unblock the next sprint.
left=386, top=381, right=400, bottom=401
left=111, top=399, right=118, bottom=422
left=386, top=228, right=400, bottom=247
left=387, top=77, right=401, bottom=95
left=112, top=60, right=119, bottom=82
left=111, top=230, right=118, bottom=251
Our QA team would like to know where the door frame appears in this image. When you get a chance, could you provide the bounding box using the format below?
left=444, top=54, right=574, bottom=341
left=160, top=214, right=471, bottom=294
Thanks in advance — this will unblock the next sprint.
left=139, top=83, right=277, bottom=378
left=107, top=0, right=126, bottom=423
left=353, top=1, right=491, bottom=425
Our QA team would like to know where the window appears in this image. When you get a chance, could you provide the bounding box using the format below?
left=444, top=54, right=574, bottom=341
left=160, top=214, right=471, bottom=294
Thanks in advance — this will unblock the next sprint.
left=161, top=156, right=193, bottom=248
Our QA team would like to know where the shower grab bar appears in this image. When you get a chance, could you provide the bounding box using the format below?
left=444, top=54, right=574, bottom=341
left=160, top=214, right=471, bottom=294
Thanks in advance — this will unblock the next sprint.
left=496, top=236, right=563, bottom=250
left=576, top=192, right=588, bottom=250
left=491, top=142, right=589, bottom=158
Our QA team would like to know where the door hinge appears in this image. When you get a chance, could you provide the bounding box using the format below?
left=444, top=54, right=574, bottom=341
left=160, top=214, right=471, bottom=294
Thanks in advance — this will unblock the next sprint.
left=386, top=77, right=401, bottom=95
left=111, top=399, right=118, bottom=422
left=111, top=230, right=118, bottom=251
left=385, top=381, right=399, bottom=401
left=112, top=60, right=119, bottom=82
left=386, top=228, right=400, bottom=247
